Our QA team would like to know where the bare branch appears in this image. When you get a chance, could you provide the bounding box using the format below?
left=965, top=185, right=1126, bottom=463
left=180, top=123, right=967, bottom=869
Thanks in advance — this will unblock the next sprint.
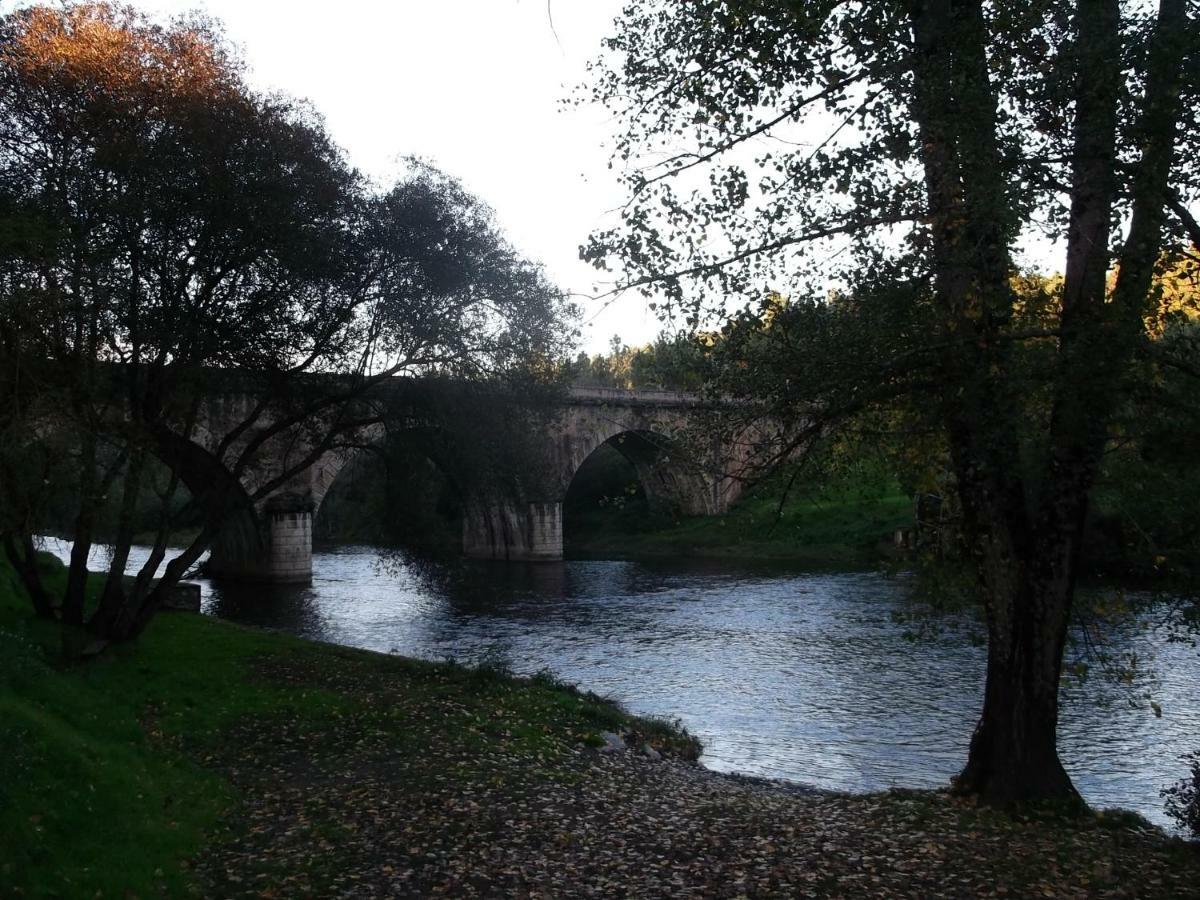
left=604, top=212, right=920, bottom=298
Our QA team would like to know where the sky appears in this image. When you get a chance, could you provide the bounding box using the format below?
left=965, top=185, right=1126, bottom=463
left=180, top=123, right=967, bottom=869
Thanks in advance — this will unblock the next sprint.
left=2, top=0, right=654, bottom=354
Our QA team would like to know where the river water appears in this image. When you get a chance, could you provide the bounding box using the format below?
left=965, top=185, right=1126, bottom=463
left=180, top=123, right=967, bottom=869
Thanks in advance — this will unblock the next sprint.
left=45, top=539, right=1198, bottom=829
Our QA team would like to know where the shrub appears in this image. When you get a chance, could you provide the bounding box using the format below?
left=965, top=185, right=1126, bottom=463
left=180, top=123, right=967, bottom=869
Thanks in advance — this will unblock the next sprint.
left=1161, top=751, right=1200, bottom=837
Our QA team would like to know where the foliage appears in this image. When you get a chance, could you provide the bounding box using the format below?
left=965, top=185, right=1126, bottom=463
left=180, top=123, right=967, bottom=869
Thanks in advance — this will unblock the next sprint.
left=315, top=377, right=568, bottom=554
left=1160, top=751, right=1200, bottom=836
left=568, top=332, right=706, bottom=390
left=358, top=161, right=576, bottom=379
left=315, top=447, right=460, bottom=550
left=564, top=433, right=912, bottom=564
left=585, top=0, right=1199, bottom=805
left=565, top=443, right=647, bottom=510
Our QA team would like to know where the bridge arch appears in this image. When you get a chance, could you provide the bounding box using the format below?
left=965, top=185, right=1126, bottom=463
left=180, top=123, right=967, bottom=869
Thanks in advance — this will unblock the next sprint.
left=310, top=430, right=468, bottom=552
left=551, top=390, right=730, bottom=517
left=142, top=425, right=296, bottom=583
left=207, top=422, right=473, bottom=581
left=561, top=427, right=716, bottom=519
left=462, top=392, right=749, bottom=563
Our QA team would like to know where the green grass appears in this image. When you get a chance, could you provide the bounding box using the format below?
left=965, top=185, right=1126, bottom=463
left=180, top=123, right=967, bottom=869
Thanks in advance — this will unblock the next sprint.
left=566, top=485, right=913, bottom=567
left=0, top=552, right=697, bottom=898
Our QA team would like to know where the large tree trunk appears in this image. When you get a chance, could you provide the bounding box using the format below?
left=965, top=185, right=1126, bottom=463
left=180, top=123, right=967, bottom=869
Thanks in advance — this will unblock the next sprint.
left=950, top=0, right=1120, bottom=808
left=62, top=430, right=99, bottom=627
left=955, top=568, right=1080, bottom=805
left=945, top=426, right=1081, bottom=805
left=905, top=0, right=1189, bottom=806
left=906, top=0, right=1078, bottom=805
left=88, top=444, right=147, bottom=635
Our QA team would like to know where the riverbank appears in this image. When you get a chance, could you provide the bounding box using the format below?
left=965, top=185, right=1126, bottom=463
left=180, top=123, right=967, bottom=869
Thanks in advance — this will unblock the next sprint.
left=2, top=555, right=1197, bottom=897
left=565, top=490, right=913, bottom=566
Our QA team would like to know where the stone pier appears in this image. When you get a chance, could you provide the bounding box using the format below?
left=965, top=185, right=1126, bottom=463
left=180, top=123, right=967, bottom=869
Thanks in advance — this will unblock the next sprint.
left=462, top=502, right=563, bottom=562
left=208, top=496, right=315, bottom=583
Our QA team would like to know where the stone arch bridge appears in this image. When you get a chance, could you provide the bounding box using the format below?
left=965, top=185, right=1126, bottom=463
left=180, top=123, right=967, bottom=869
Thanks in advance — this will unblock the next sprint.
left=179, top=383, right=765, bottom=582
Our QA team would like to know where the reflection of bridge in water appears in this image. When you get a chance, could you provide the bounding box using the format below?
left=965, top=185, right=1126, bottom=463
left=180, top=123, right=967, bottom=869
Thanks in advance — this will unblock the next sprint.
left=176, top=382, right=767, bottom=583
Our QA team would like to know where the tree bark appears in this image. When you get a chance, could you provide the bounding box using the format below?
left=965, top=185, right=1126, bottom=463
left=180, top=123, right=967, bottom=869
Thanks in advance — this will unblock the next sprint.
left=90, top=443, right=146, bottom=633
left=951, top=0, right=1120, bottom=807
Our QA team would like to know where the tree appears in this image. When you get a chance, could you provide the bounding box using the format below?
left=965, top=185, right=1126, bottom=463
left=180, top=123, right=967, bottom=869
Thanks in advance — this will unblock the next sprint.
left=0, top=3, right=574, bottom=644
left=584, top=0, right=1198, bottom=805
left=568, top=332, right=707, bottom=389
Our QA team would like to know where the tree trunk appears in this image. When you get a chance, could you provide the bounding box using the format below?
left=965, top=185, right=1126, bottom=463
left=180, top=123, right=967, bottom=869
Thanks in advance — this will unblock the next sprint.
left=906, top=0, right=1189, bottom=808
left=954, top=0, right=1122, bottom=808
left=956, top=568, right=1081, bottom=805
left=3, top=532, right=56, bottom=619
left=962, top=0, right=1192, bottom=806
left=89, top=445, right=147, bottom=635
left=906, top=0, right=1083, bottom=806
left=63, top=431, right=99, bottom=626
left=90, top=521, right=216, bottom=643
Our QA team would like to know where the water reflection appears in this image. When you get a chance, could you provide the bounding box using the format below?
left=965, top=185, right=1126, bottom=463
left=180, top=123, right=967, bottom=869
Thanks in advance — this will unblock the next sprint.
left=40, top=538, right=1198, bottom=828
left=203, top=580, right=333, bottom=636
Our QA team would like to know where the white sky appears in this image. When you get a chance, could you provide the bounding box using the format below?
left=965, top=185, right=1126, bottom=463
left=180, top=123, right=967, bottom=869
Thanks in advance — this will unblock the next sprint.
left=3, top=0, right=656, bottom=354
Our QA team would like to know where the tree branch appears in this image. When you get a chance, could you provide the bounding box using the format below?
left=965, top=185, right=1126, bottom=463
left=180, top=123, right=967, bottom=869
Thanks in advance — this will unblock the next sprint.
left=639, top=70, right=871, bottom=187
left=605, top=212, right=919, bottom=297
left=1167, top=192, right=1200, bottom=249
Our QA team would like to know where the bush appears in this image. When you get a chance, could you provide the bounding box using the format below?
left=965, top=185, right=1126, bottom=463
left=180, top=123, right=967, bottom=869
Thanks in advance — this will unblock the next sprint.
left=1161, top=751, right=1200, bottom=837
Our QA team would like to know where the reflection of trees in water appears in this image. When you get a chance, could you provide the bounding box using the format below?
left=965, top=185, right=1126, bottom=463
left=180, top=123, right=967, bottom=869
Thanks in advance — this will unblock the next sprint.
left=316, top=380, right=569, bottom=556
left=1064, top=618, right=1163, bottom=713
left=890, top=579, right=1196, bottom=716
left=367, top=549, right=575, bottom=671
left=205, top=579, right=329, bottom=638
left=1082, top=602, right=1196, bottom=718
left=1064, top=588, right=1200, bottom=714
left=376, top=548, right=570, bottom=614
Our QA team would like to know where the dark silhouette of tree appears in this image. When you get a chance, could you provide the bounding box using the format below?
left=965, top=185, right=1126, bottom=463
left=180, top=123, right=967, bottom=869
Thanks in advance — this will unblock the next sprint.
left=0, top=3, right=574, bottom=644
left=584, top=0, right=1198, bottom=806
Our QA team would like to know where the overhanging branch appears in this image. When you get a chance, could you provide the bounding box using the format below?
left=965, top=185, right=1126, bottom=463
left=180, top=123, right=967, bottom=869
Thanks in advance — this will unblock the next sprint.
left=603, top=212, right=920, bottom=298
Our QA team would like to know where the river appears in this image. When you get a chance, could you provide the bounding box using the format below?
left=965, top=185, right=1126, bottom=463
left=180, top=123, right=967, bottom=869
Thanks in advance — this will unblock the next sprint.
left=44, top=538, right=1199, bottom=829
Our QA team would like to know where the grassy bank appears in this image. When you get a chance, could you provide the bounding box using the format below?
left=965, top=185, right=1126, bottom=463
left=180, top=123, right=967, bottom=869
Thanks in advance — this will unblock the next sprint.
left=565, top=486, right=913, bottom=566
left=0, top=554, right=695, bottom=898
